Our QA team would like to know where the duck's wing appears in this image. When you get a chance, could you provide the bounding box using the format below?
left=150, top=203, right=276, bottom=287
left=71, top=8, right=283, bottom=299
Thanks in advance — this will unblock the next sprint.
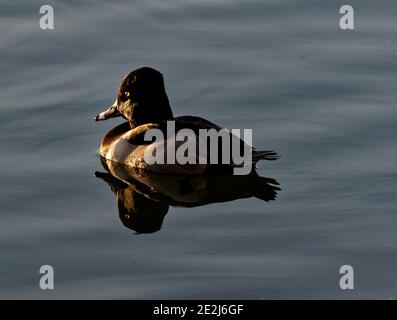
left=174, top=116, right=223, bottom=131
left=120, top=116, right=279, bottom=171
left=175, top=116, right=279, bottom=165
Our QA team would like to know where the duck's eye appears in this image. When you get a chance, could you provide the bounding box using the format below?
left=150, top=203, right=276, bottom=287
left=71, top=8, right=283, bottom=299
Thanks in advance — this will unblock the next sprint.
left=125, top=91, right=130, bottom=98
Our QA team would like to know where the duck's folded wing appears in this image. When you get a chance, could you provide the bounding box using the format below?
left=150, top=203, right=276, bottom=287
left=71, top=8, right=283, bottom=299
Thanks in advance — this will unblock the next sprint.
left=174, top=115, right=223, bottom=131
left=175, top=116, right=279, bottom=165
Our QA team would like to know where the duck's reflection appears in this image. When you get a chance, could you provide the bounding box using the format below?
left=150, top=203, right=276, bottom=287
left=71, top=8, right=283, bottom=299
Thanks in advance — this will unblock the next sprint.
left=95, top=157, right=281, bottom=234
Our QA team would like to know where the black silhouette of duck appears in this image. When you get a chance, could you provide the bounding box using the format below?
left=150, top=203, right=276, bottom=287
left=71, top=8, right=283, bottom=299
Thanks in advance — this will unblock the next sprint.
left=95, top=157, right=281, bottom=234
left=94, top=67, right=278, bottom=174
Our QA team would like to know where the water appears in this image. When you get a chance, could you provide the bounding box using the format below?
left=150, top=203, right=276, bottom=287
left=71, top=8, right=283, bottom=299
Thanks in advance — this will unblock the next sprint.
left=1, top=0, right=396, bottom=299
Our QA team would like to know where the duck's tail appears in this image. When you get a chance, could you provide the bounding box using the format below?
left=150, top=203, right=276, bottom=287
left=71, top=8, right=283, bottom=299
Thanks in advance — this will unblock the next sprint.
left=252, top=176, right=281, bottom=201
left=252, top=150, right=280, bottom=162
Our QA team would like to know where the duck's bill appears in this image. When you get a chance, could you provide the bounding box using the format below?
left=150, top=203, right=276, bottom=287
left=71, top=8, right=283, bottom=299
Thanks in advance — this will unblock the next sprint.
left=94, top=100, right=121, bottom=121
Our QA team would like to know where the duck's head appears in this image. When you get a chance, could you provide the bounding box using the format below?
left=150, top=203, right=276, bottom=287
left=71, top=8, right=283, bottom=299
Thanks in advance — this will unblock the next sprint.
left=95, top=67, right=174, bottom=127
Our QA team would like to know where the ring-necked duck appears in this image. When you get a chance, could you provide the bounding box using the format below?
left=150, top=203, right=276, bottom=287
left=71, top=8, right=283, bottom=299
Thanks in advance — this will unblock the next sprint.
left=94, top=67, right=278, bottom=174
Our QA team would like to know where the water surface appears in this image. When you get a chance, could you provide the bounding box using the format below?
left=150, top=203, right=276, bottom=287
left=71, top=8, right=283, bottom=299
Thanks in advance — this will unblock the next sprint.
left=0, top=0, right=397, bottom=299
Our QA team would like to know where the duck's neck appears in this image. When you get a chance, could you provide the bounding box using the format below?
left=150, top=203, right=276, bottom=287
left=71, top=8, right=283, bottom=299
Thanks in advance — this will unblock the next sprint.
left=130, top=97, right=174, bottom=128
left=129, top=120, right=137, bottom=129
left=150, top=93, right=174, bottom=123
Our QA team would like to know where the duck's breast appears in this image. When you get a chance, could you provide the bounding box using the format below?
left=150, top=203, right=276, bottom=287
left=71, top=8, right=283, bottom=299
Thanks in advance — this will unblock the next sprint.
left=105, top=135, right=139, bottom=164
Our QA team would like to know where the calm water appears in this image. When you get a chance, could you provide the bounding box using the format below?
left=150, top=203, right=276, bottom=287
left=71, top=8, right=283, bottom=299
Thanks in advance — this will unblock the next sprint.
left=1, top=0, right=397, bottom=299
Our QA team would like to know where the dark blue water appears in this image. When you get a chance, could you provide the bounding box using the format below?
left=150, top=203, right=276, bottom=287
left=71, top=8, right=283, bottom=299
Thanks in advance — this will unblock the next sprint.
left=1, top=0, right=396, bottom=299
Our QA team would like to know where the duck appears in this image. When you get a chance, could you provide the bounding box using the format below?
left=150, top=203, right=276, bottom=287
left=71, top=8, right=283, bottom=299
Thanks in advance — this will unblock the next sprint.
left=94, top=67, right=278, bottom=174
